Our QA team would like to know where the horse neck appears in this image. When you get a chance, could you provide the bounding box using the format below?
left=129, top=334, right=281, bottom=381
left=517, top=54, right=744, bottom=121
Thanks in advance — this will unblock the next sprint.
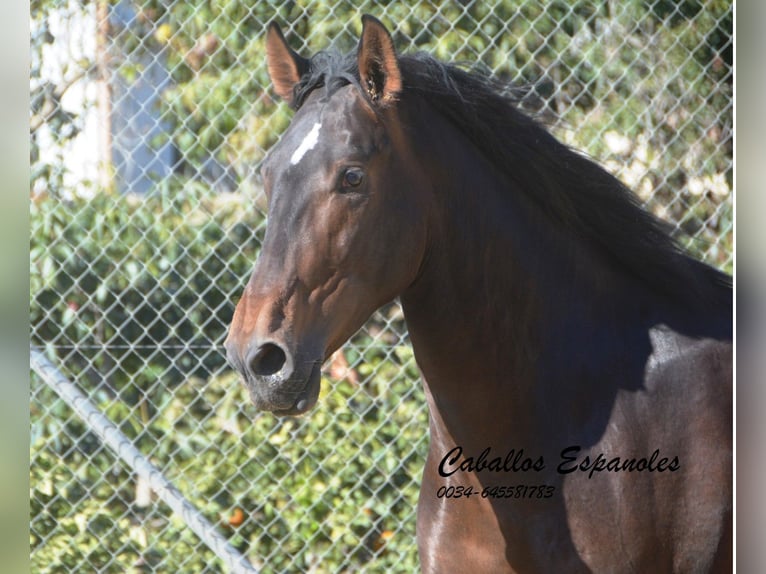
left=398, top=101, right=656, bottom=448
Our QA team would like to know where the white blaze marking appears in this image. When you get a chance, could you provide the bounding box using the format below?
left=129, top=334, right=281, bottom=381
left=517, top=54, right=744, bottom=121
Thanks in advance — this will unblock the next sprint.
left=290, top=122, right=322, bottom=165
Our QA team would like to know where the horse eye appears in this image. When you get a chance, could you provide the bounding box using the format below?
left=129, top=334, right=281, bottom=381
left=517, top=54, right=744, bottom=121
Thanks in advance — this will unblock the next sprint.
left=341, top=167, right=364, bottom=189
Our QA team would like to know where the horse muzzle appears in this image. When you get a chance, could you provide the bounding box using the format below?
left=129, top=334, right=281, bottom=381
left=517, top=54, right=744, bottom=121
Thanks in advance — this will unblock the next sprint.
left=224, top=338, right=323, bottom=415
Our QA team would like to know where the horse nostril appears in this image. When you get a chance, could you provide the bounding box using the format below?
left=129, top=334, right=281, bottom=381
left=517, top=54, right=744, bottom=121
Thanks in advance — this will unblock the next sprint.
left=249, top=343, right=287, bottom=377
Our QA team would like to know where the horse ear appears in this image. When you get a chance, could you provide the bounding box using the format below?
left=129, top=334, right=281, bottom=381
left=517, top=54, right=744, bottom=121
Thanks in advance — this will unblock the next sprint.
left=265, top=22, right=310, bottom=108
left=357, top=15, right=401, bottom=105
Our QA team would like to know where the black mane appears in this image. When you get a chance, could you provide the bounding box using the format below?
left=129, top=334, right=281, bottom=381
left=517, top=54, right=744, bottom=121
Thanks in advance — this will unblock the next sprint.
left=290, top=49, right=731, bottom=309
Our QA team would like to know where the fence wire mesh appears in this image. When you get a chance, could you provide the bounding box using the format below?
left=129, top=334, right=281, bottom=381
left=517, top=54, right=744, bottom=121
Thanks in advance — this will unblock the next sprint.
left=30, top=1, right=732, bottom=572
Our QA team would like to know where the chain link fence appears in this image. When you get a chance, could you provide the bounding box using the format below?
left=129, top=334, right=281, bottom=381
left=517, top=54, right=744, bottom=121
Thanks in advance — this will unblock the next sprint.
left=30, top=1, right=732, bottom=572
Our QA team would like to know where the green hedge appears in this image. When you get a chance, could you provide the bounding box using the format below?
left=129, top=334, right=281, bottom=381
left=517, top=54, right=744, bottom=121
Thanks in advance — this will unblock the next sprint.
left=31, top=180, right=264, bottom=393
left=30, top=368, right=428, bottom=572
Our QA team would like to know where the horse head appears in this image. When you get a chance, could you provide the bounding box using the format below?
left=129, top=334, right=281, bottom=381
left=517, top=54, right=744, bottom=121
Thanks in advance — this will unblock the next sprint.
left=224, top=17, right=428, bottom=414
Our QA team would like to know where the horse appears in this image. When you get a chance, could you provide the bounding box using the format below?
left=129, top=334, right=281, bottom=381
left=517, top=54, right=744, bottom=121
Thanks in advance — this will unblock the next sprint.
left=224, top=15, right=732, bottom=573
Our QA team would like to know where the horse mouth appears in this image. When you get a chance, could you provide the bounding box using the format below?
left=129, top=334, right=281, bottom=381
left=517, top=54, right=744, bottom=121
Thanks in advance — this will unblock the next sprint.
left=251, top=362, right=322, bottom=416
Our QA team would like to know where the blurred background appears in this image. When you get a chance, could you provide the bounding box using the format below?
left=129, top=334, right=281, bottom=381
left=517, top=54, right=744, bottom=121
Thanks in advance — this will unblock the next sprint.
left=29, top=1, right=732, bottom=572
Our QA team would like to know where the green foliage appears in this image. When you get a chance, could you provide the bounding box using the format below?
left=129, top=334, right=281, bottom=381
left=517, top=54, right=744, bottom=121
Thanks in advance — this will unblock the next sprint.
left=30, top=363, right=427, bottom=572
left=31, top=182, right=264, bottom=397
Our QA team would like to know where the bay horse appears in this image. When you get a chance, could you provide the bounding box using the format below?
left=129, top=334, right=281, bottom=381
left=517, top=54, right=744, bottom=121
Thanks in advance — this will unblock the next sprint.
left=224, top=15, right=732, bottom=573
